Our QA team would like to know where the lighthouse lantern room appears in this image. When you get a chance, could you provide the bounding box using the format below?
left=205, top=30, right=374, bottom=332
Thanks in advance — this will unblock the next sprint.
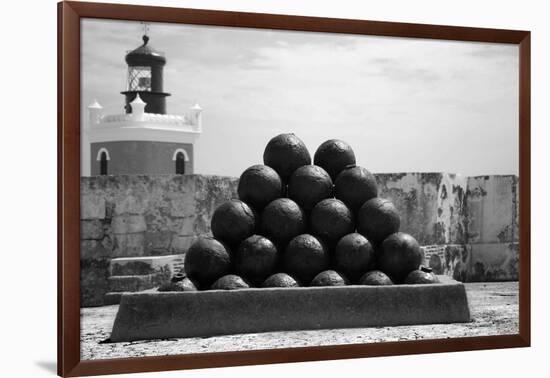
left=122, top=34, right=170, bottom=115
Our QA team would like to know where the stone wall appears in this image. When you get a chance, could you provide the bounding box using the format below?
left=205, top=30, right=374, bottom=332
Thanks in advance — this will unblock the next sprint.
left=464, top=175, right=519, bottom=281
left=380, top=174, right=519, bottom=283
left=80, top=173, right=519, bottom=306
left=466, top=175, right=519, bottom=244
left=80, top=174, right=237, bottom=305
left=376, top=173, right=468, bottom=245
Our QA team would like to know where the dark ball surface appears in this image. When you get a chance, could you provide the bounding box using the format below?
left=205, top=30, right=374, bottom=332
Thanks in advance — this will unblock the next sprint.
left=288, top=165, right=333, bottom=211
left=334, top=165, right=378, bottom=212
left=310, top=270, right=348, bottom=287
left=378, top=232, right=423, bottom=283
left=334, top=233, right=375, bottom=283
left=211, top=200, right=257, bottom=246
left=158, top=277, right=198, bottom=292
left=310, top=198, right=355, bottom=244
left=235, top=235, right=279, bottom=283
left=313, top=139, right=356, bottom=181
left=404, top=269, right=439, bottom=284
left=359, top=270, right=394, bottom=286
left=238, top=165, right=283, bottom=211
left=283, top=234, right=329, bottom=284
left=260, top=198, right=307, bottom=246
left=184, top=237, right=232, bottom=287
left=263, top=133, right=311, bottom=181
left=211, top=274, right=250, bottom=290
left=262, top=272, right=300, bottom=288
left=357, top=198, right=400, bottom=244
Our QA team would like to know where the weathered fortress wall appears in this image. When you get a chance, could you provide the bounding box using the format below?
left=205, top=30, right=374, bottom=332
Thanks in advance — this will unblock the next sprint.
left=377, top=174, right=519, bottom=283
left=376, top=173, right=468, bottom=245
left=81, top=175, right=238, bottom=305
left=81, top=173, right=519, bottom=306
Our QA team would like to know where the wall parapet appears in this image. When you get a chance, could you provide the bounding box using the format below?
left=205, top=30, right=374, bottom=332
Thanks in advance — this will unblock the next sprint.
left=80, top=172, right=519, bottom=306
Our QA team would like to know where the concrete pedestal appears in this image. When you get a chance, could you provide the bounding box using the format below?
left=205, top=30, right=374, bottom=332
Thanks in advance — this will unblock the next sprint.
left=109, top=275, right=470, bottom=342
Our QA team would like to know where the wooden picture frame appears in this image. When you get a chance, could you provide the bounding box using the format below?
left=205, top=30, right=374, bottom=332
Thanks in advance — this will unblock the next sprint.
left=58, top=1, right=531, bottom=376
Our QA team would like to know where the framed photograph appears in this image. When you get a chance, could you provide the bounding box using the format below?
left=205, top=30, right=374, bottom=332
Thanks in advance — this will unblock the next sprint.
left=58, top=1, right=530, bottom=376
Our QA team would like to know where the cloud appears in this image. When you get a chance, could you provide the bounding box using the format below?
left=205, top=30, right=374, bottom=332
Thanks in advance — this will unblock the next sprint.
left=81, top=19, right=519, bottom=177
left=467, top=44, right=518, bottom=59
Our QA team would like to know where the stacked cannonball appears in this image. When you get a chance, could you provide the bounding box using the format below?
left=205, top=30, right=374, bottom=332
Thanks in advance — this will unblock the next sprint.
left=181, top=133, right=438, bottom=291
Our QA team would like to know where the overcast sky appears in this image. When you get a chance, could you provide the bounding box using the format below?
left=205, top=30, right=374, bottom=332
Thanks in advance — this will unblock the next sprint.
left=81, top=18, right=519, bottom=177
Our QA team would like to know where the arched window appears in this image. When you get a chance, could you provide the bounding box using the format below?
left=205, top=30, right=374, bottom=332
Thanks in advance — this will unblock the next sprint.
left=172, top=148, right=189, bottom=175
left=96, top=148, right=110, bottom=176
left=175, top=152, right=185, bottom=174
left=100, top=152, right=108, bottom=175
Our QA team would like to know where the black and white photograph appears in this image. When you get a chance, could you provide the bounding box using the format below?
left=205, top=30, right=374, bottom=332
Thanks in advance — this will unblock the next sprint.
left=79, top=17, right=519, bottom=361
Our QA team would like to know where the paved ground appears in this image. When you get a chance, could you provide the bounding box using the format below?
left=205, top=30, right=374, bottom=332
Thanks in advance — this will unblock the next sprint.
left=81, top=282, right=518, bottom=360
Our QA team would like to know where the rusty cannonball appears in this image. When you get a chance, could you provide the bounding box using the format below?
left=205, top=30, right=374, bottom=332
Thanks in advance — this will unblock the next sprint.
left=310, top=270, right=349, bottom=287
left=334, top=233, right=375, bottom=283
left=211, top=199, right=257, bottom=246
left=262, top=272, right=300, bottom=288
left=260, top=198, right=307, bottom=247
left=235, top=235, right=279, bottom=283
left=310, top=198, right=355, bottom=245
left=357, top=198, right=400, bottom=245
left=334, top=165, right=378, bottom=212
left=359, top=270, right=394, bottom=286
left=288, top=165, right=333, bottom=211
left=184, top=237, right=232, bottom=287
left=238, top=165, right=283, bottom=211
left=211, top=274, right=250, bottom=290
left=283, top=234, right=329, bottom=284
left=378, top=232, right=423, bottom=283
left=404, top=267, right=440, bottom=284
left=313, top=139, right=356, bottom=181
left=263, top=133, right=311, bottom=181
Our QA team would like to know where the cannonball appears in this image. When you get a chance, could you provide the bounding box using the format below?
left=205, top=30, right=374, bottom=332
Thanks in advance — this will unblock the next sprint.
left=283, top=234, right=329, bottom=284
left=235, top=235, right=279, bottom=283
left=158, top=277, right=198, bottom=292
left=378, top=232, right=423, bottom=283
left=357, top=198, right=400, bottom=244
left=238, top=165, right=283, bottom=211
left=404, top=267, right=440, bottom=284
left=288, top=165, right=333, bottom=211
left=359, top=270, right=394, bottom=286
left=211, top=274, right=250, bottom=290
left=334, top=165, right=378, bottom=212
left=211, top=199, right=257, bottom=246
left=262, top=273, right=300, bottom=288
left=334, top=233, right=375, bottom=283
left=313, top=139, right=356, bottom=181
left=310, top=198, right=355, bottom=245
left=263, top=133, right=311, bottom=181
left=310, top=270, right=348, bottom=287
left=260, top=198, right=307, bottom=246
left=184, top=237, right=232, bottom=287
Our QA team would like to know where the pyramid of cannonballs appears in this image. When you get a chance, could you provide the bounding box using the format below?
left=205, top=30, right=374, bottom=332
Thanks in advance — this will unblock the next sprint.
left=177, top=134, right=438, bottom=291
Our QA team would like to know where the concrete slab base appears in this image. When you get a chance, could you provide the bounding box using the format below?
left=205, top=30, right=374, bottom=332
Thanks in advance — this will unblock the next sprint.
left=109, top=275, right=470, bottom=342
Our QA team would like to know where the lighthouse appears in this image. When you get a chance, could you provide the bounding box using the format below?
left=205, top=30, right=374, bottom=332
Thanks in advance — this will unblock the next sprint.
left=122, top=34, right=170, bottom=115
left=82, top=30, right=202, bottom=177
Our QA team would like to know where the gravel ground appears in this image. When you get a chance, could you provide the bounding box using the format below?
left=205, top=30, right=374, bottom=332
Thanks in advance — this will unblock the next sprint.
left=80, top=282, right=518, bottom=360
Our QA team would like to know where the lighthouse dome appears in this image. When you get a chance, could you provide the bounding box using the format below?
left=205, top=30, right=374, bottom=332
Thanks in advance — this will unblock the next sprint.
left=125, top=35, right=166, bottom=66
